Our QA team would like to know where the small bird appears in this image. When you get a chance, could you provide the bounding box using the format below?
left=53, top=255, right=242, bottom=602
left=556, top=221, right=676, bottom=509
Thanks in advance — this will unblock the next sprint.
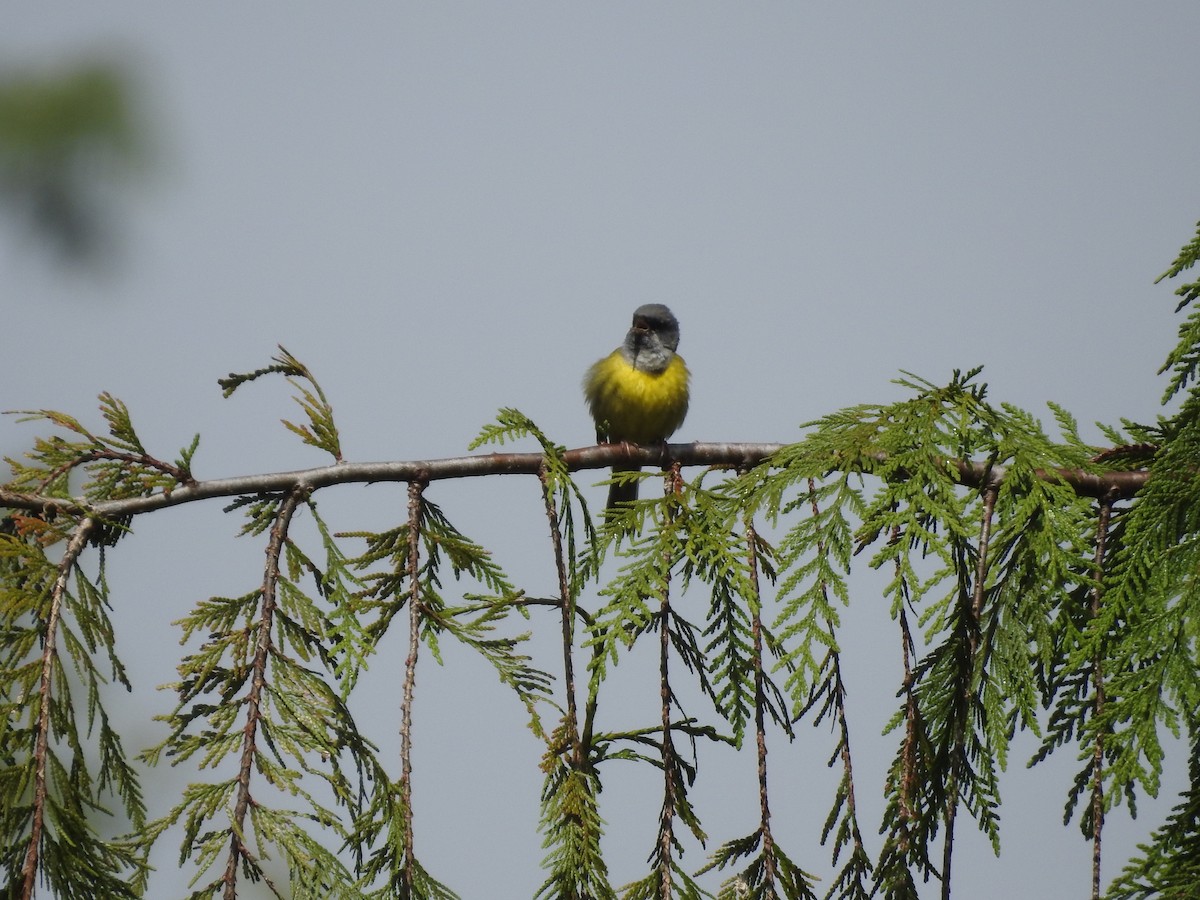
left=584, top=304, right=690, bottom=512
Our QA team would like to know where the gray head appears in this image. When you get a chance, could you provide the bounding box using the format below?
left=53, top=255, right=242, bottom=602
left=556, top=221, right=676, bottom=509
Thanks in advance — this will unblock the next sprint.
left=628, top=303, right=676, bottom=348
left=622, top=304, right=681, bottom=372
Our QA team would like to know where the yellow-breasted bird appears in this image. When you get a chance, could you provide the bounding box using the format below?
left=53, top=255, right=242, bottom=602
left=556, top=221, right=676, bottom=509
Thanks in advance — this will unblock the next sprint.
left=584, top=304, right=690, bottom=512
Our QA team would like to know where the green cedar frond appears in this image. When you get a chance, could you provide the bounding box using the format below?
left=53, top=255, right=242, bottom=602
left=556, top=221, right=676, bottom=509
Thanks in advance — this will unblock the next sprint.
left=769, top=474, right=856, bottom=711
left=345, top=489, right=552, bottom=729
left=422, top=500, right=515, bottom=594
left=219, top=346, right=343, bottom=460
left=218, top=344, right=308, bottom=396
left=536, top=728, right=615, bottom=900
left=669, top=481, right=777, bottom=743
left=143, top=493, right=386, bottom=898
left=472, top=410, right=585, bottom=605
left=6, top=394, right=195, bottom=508
left=96, top=391, right=144, bottom=454
left=249, top=804, right=361, bottom=899
left=1157, top=220, right=1200, bottom=402
left=819, top=841, right=873, bottom=900
left=604, top=713, right=714, bottom=898
left=469, top=406, right=559, bottom=450
left=347, top=496, right=519, bottom=646
left=473, top=409, right=597, bottom=584
left=585, top=533, right=672, bottom=686
left=281, top=378, right=342, bottom=461
left=582, top=471, right=761, bottom=735
left=620, top=858, right=709, bottom=900
left=590, top=718, right=730, bottom=769
left=1161, top=301, right=1200, bottom=402
left=1156, top=218, right=1200, bottom=305
left=426, top=599, right=555, bottom=733
left=398, top=857, right=463, bottom=900
left=1105, top=722, right=1200, bottom=899
left=0, top=527, right=149, bottom=897
left=802, top=649, right=874, bottom=900
left=709, top=368, right=1121, bottom=895
left=355, top=778, right=463, bottom=898
left=177, top=432, right=201, bottom=474
left=303, top=502, right=373, bottom=695
left=698, top=828, right=820, bottom=900
left=1088, top=396, right=1200, bottom=809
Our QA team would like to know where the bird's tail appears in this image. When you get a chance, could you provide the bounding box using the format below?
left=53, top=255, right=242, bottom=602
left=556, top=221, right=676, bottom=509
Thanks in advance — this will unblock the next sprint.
left=605, top=464, right=642, bottom=513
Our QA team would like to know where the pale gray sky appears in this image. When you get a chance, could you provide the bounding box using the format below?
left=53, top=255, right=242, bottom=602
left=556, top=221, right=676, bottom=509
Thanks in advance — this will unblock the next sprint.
left=4, top=4, right=1199, bottom=898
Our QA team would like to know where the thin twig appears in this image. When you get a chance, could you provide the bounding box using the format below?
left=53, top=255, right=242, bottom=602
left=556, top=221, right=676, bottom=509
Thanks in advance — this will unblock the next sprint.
left=891, top=524, right=919, bottom=835
left=1090, top=499, right=1113, bottom=900
left=539, top=466, right=582, bottom=766
left=20, top=516, right=95, bottom=900
left=746, top=513, right=777, bottom=892
left=969, top=486, right=997, bottom=626
left=223, top=487, right=305, bottom=900
left=657, top=464, right=684, bottom=897
left=400, top=479, right=426, bottom=892
left=657, top=583, right=675, bottom=896
left=898, top=602, right=918, bottom=831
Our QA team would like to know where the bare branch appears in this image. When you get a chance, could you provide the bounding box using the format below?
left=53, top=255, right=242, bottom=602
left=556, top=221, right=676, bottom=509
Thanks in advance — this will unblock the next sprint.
left=0, top=443, right=1151, bottom=522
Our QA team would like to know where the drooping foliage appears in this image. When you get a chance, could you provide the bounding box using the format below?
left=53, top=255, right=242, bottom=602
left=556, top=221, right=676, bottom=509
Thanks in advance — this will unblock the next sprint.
left=3, top=221, right=1200, bottom=898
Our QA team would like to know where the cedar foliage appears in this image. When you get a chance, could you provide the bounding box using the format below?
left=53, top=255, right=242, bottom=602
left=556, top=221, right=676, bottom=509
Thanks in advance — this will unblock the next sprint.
left=3, top=222, right=1200, bottom=898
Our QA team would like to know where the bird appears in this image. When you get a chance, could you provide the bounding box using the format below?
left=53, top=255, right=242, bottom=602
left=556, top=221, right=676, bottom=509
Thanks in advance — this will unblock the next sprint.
left=583, top=304, right=690, bottom=514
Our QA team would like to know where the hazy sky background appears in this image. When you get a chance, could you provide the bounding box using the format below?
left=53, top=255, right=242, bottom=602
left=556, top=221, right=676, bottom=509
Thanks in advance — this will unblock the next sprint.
left=4, top=5, right=1200, bottom=898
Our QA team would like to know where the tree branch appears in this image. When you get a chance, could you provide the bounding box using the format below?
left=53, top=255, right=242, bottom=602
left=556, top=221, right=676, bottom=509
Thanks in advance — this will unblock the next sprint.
left=0, top=442, right=1150, bottom=522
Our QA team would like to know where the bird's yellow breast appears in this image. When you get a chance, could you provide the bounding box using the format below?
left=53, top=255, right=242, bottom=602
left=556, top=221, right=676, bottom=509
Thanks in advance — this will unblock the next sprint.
left=584, top=351, right=690, bottom=444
